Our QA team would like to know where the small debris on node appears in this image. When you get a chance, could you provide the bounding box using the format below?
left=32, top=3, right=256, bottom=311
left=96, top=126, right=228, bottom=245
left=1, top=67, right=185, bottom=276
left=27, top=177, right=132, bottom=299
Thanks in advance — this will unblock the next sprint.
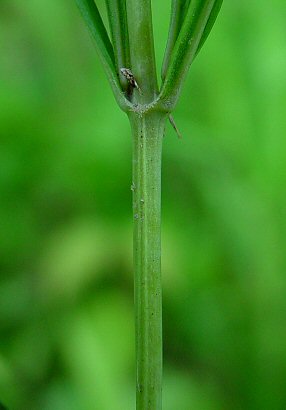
left=120, top=68, right=142, bottom=94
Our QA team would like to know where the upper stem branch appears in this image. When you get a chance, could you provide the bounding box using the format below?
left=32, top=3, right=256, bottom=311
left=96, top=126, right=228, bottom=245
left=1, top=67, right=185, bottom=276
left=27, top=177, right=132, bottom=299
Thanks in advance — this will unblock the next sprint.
left=126, top=0, right=158, bottom=103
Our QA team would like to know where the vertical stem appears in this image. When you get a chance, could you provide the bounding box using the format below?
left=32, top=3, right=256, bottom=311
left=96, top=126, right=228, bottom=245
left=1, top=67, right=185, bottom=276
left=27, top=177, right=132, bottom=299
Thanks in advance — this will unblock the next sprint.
left=126, top=0, right=158, bottom=102
left=129, top=111, right=167, bottom=410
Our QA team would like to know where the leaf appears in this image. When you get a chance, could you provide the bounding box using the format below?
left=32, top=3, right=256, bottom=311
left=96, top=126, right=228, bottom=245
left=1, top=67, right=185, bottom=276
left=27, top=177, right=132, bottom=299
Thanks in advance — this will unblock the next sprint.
left=75, top=0, right=130, bottom=109
left=162, top=0, right=223, bottom=81
left=105, top=0, right=130, bottom=89
left=76, top=0, right=114, bottom=66
left=162, top=0, right=191, bottom=81
left=159, top=0, right=223, bottom=109
left=196, top=0, right=223, bottom=55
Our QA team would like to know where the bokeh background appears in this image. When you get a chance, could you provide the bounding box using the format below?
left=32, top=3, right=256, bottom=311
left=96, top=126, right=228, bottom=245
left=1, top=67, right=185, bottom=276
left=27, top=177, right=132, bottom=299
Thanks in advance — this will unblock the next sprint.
left=1, top=1, right=286, bottom=409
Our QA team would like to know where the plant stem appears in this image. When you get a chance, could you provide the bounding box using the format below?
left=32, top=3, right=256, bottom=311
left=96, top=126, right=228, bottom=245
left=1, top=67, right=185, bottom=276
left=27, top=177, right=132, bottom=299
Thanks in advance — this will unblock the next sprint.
left=127, top=0, right=158, bottom=102
left=129, top=111, right=167, bottom=410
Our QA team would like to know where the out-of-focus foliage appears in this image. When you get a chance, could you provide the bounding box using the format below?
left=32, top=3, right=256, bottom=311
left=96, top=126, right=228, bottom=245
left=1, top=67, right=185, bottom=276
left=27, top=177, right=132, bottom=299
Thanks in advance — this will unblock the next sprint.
left=1, top=1, right=286, bottom=409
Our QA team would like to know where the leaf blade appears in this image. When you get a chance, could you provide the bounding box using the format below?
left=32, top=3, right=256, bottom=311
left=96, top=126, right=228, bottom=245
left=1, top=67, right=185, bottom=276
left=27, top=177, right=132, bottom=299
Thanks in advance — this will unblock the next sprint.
left=159, top=0, right=222, bottom=109
left=161, top=0, right=191, bottom=81
left=76, top=0, right=114, bottom=65
left=196, top=0, right=223, bottom=55
left=105, top=0, right=130, bottom=85
left=76, top=0, right=129, bottom=109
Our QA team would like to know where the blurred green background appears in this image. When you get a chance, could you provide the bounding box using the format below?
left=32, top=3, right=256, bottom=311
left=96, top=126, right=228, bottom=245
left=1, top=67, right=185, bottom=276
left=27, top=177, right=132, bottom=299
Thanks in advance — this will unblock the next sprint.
left=1, top=1, right=286, bottom=409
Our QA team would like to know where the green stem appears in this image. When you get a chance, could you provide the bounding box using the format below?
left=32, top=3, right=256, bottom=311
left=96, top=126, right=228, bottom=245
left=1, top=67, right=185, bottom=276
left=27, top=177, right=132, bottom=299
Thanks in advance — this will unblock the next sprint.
left=129, top=111, right=167, bottom=410
left=127, top=0, right=158, bottom=103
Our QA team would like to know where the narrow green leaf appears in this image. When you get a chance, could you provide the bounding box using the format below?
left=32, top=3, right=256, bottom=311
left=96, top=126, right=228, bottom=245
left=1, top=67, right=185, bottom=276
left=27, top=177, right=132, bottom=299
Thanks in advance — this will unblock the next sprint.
left=196, top=0, right=223, bottom=55
left=76, top=0, right=130, bottom=109
left=105, top=0, right=130, bottom=89
left=76, top=0, right=114, bottom=67
left=159, top=0, right=222, bottom=109
left=161, top=0, right=191, bottom=81
left=162, top=0, right=222, bottom=80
